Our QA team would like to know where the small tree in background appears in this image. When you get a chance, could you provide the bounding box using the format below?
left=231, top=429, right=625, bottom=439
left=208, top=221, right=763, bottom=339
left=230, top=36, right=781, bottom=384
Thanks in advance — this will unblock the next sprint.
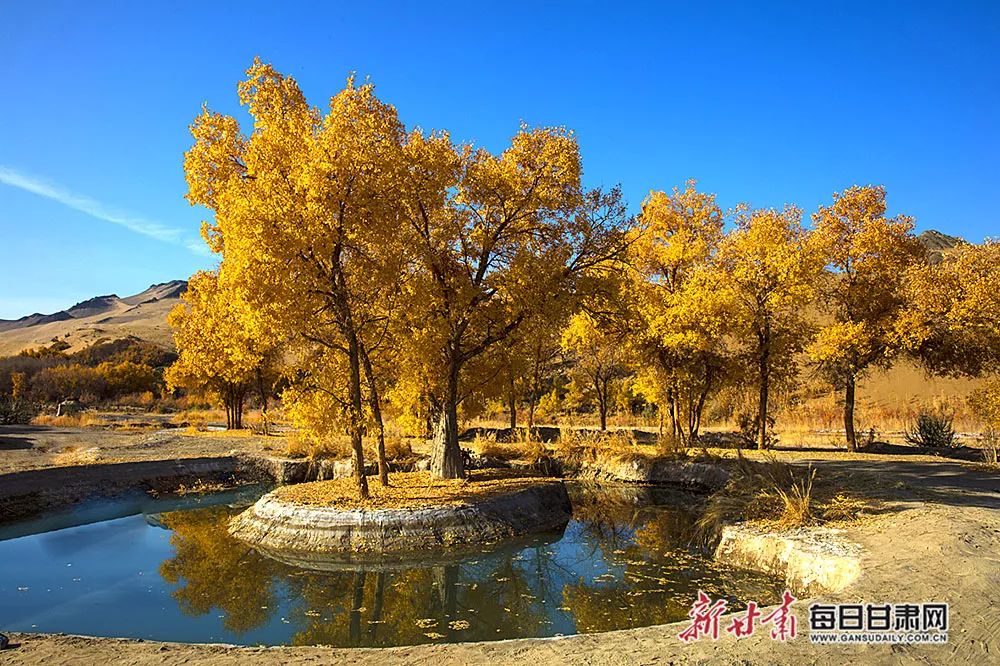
left=166, top=271, right=276, bottom=430
left=628, top=181, right=731, bottom=444
left=561, top=312, right=630, bottom=431
left=901, top=240, right=1000, bottom=440
left=809, top=185, right=924, bottom=451
left=715, top=205, right=822, bottom=449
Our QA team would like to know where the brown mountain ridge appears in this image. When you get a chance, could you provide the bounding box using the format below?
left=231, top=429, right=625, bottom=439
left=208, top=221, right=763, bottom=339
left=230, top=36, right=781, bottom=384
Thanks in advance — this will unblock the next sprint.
left=0, top=280, right=187, bottom=356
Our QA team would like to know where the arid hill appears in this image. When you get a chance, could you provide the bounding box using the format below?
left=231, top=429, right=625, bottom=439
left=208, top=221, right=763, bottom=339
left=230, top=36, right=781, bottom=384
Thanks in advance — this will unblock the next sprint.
left=0, top=281, right=186, bottom=356
left=917, top=229, right=964, bottom=264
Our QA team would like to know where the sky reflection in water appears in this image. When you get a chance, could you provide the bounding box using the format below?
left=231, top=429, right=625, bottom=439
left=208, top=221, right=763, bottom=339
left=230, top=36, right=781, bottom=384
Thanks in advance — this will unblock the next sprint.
left=0, top=483, right=783, bottom=646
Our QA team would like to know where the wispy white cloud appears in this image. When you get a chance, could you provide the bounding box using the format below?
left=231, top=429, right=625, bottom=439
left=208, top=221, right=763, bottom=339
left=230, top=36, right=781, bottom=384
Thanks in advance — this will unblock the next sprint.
left=0, top=164, right=208, bottom=255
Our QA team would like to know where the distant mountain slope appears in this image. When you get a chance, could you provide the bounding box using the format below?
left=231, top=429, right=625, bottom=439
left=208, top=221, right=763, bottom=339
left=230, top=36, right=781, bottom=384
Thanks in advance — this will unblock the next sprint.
left=121, top=279, right=188, bottom=306
left=66, top=295, right=124, bottom=319
left=917, top=230, right=965, bottom=264
left=0, top=310, right=74, bottom=334
left=0, top=281, right=187, bottom=356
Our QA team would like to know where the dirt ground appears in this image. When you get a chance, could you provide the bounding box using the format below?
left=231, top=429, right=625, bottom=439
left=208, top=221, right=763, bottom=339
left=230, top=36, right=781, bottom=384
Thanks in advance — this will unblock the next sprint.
left=0, top=425, right=275, bottom=475
left=1, top=425, right=998, bottom=665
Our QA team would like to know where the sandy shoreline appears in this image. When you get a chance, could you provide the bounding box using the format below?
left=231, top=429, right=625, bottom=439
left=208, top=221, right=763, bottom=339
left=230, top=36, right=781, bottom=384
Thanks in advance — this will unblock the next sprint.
left=1, top=425, right=998, bottom=664
left=2, top=503, right=998, bottom=665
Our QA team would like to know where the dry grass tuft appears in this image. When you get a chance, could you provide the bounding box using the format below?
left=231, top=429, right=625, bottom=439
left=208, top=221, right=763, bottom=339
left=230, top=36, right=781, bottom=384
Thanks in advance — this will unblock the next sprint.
left=471, top=430, right=551, bottom=463
left=696, top=453, right=877, bottom=543
left=773, top=467, right=816, bottom=527
left=521, top=438, right=549, bottom=464
left=170, top=409, right=226, bottom=429
left=52, top=445, right=100, bottom=466
left=979, top=431, right=1000, bottom=469
left=821, top=493, right=875, bottom=522
left=383, top=436, right=416, bottom=463
left=32, top=412, right=107, bottom=428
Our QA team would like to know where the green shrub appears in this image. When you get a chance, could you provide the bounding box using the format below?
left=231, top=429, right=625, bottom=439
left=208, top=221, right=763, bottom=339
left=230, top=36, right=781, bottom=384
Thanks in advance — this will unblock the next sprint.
left=904, top=410, right=956, bottom=448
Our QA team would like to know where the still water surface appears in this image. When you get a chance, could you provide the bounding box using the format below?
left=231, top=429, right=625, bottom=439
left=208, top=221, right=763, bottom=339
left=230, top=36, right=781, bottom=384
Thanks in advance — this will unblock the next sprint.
left=0, top=483, right=783, bottom=646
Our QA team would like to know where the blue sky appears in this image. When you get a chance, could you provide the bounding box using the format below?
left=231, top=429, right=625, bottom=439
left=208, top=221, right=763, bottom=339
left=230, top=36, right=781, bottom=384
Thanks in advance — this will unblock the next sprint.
left=1, top=0, right=997, bottom=319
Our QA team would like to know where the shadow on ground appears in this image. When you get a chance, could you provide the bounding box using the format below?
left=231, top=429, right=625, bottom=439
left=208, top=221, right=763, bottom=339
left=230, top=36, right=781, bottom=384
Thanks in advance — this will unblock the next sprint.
left=804, top=458, right=1000, bottom=512
left=0, top=434, right=33, bottom=450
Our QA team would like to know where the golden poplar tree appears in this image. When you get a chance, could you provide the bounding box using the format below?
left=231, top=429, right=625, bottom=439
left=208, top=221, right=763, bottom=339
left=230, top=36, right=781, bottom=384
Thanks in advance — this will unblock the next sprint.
left=183, top=60, right=409, bottom=496
left=396, top=132, right=629, bottom=477
left=628, top=181, right=730, bottom=443
left=166, top=271, right=275, bottom=430
left=716, top=205, right=822, bottom=449
left=809, top=185, right=924, bottom=451
left=561, top=311, right=630, bottom=431
left=900, top=240, right=1000, bottom=425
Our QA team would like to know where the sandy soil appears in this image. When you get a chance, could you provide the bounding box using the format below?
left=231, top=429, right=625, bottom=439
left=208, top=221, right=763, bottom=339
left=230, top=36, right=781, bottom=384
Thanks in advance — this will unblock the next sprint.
left=1, top=426, right=998, bottom=664
left=0, top=425, right=275, bottom=475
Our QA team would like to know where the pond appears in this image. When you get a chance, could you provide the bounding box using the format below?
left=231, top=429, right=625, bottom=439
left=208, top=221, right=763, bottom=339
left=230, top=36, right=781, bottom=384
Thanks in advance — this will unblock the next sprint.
left=0, top=482, right=783, bottom=647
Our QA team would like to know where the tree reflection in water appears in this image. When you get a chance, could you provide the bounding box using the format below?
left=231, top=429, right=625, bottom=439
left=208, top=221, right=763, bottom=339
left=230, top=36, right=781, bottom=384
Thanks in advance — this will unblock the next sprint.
left=155, top=484, right=783, bottom=646
left=159, top=507, right=282, bottom=634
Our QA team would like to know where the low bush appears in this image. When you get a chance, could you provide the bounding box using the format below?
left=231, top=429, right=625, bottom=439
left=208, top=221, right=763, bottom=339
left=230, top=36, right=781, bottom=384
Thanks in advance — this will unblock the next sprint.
left=904, top=410, right=956, bottom=448
left=980, top=430, right=1000, bottom=469
left=32, top=412, right=106, bottom=428
left=383, top=436, right=415, bottom=463
left=0, top=399, right=37, bottom=425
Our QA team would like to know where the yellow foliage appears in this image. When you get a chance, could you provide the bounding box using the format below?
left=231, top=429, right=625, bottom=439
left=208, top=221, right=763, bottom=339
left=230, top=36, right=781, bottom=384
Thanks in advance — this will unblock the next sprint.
left=715, top=204, right=822, bottom=448
left=899, top=240, right=1000, bottom=378
left=627, top=181, right=730, bottom=443
left=561, top=312, right=630, bottom=430
left=166, top=271, right=275, bottom=430
left=807, top=185, right=925, bottom=447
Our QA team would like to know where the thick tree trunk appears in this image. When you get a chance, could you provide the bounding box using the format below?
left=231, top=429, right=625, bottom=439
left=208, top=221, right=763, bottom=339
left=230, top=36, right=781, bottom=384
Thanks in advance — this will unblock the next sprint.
left=757, top=324, right=771, bottom=450
left=347, top=331, right=370, bottom=499
left=431, top=360, right=465, bottom=479
left=844, top=373, right=857, bottom=452
left=361, top=345, right=389, bottom=486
